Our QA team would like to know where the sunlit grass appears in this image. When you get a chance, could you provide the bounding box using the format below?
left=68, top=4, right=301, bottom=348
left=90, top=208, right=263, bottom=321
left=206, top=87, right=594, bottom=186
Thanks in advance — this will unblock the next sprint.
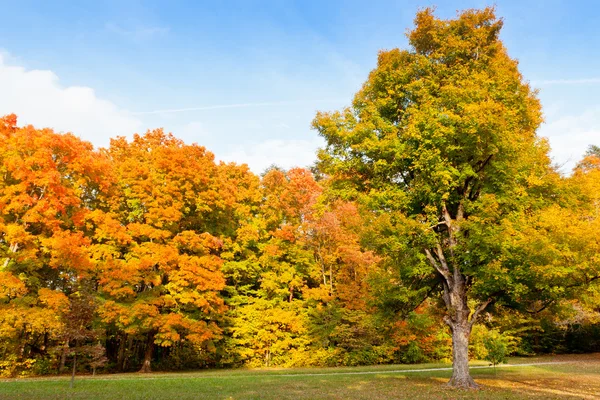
left=1, top=353, right=598, bottom=399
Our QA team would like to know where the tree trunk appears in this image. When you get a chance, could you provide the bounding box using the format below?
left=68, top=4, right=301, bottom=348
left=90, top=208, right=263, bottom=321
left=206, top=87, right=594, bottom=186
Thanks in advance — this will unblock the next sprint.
left=117, top=334, right=126, bottom=372
left=426, top=248, right=489, bottom=389
left=59, top=342, right=68, bottom=373
left=424, top=204, right=492, bottom=390
left=448, top=321, right=477, bottom=389
left=139, top=332, right=154, bottom=373
left=70, top=352, right=76, bottom=389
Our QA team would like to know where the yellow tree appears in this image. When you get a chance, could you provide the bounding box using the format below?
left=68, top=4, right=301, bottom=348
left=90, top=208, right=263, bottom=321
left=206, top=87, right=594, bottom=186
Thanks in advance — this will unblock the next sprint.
left=223, top=167, right=321, bottom=367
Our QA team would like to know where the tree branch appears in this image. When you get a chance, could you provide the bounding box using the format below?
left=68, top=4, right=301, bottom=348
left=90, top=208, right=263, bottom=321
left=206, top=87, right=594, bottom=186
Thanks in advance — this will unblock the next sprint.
left=428, top=221, right=448, bottom=231
left=443, top=315, right=454, bottom=329
left=469, top=298, right=492, bottom=327
left=523, top=299, right=555, bottom=314
left=564, top=275, right=600, bottom=289
left=456, top=201, right=465, bottom=222
left=441, top=280, right=453, bottom=315
left=425, top=248, right=453, bottom=286
left=477, top=154, right=494, bottom=173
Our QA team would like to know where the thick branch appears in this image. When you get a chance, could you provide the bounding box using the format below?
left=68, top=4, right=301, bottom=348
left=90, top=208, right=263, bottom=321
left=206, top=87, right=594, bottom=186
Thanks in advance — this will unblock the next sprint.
left=477, top=154, right=494, bottom=173
left=443, top=315, right=454, bottom=329
left=434, top=243, right=450, bottom=271
left=425, top=248, right=453, bottom=286
left=469, top=298, right=492, bottom=327
left=456, top=201, right=465, bottom=222
left=523, top=299, right=555, bottom=314
left=441, top=280, right=453, bottom=316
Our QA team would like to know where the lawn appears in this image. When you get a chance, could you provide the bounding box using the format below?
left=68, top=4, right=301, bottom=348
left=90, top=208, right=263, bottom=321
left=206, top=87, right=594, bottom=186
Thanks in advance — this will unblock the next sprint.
left=1, top=353, right=599, bottom=400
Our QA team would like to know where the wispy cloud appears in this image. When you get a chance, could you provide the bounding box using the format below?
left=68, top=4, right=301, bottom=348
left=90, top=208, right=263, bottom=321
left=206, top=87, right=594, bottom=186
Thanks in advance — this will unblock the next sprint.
left=532, top=78, right=600, bottom=85
left=105, top=22, right=169, bottom=40
left=132, top=99, right=346, bottom=115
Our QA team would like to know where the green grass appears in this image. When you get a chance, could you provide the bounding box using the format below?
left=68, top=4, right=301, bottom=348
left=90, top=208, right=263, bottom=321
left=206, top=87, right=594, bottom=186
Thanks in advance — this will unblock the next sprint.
left=1, top=353, right=599, bottom=399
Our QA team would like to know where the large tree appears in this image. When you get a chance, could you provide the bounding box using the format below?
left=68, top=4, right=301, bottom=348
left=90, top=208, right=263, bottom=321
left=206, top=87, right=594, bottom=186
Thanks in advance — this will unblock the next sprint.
left=311, top=7, right=595, bottom=388
left=93, top=130, right=234, bottom=372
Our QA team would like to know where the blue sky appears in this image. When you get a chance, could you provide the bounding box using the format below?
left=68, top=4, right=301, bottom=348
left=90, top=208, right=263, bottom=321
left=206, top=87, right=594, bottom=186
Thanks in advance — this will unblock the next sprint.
left=1, top=0, right=599, bottom=173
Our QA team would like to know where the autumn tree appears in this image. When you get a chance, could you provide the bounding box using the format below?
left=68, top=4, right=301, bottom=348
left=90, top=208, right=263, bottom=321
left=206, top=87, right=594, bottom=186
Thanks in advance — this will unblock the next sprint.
left=222, top=167, right=321, bottom=367
left=577, top=144, right=600, bottom=172
left=311, top=7, right=587, bottom=388
left=0, top=114, right=110, bottom=376
left=93, top=130, right=232, bottom=372
left=585, top=145, right=600, bottom=158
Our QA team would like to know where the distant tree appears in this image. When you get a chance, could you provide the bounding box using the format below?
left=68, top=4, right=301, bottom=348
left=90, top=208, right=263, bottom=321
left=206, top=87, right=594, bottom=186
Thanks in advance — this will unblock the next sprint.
left=577, top=145, right=600, bottom=171
left=585, top=145, right=600, bottom=158
left=86, top=343, right=108, bottom=376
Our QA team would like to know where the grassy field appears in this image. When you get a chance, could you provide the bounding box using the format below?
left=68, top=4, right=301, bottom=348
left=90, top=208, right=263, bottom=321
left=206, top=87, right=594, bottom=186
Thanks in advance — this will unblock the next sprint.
left=1, top=353, right=599, bottom=399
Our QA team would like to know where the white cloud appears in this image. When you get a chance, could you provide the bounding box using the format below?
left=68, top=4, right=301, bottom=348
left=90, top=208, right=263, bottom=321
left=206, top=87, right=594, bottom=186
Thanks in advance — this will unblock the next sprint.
left=538, top=106, right=600, bottom=173
left=219, top=138, right=324, bottom=174
left=0, top=53, right=141, bottom=148
left=133, top=101, right=299, bottom=115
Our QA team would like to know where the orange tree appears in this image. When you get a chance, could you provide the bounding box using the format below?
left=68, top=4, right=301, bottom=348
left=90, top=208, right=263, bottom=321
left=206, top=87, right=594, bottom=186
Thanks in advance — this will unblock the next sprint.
left=91, top=130, right=250, bottom=372
left=0, top=114, right=110, bottom=375
left=312, top=8, right=598, bottom=388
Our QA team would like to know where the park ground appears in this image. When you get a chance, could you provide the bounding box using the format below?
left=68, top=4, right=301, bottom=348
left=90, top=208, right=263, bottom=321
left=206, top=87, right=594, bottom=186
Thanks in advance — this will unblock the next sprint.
left=1, top=353, right=599, bottom=399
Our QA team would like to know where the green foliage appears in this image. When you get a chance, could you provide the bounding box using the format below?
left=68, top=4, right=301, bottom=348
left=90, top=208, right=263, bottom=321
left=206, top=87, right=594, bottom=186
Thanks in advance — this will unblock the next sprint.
left=483, top=331, right=509, bottom=368
left=585, top=144, right=600, bottom=158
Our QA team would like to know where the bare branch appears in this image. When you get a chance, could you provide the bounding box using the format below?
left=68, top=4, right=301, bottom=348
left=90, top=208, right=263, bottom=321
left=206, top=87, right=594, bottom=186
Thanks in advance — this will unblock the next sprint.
left=443, top=315, right=454, bottom=329
left=428, top=221, right=448, bottom=231
left=523, top=299, right=555, bottom=314
left=425, top=248, right=453, bottom=285
left=469, top=298, right=492, bottom=327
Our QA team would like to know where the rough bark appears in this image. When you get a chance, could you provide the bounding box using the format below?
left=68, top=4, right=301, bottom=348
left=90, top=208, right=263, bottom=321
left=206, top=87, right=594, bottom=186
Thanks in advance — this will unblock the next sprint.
left=448, top=320, right=477, bottom=389
left=139, top=332, right=154, bottom=373
left=444, top=272, right=480, bottom=389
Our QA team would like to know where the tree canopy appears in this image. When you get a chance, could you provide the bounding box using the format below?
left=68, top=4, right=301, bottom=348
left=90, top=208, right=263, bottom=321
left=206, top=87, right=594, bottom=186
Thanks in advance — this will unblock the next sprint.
left=312, top=7, right=599, bottom=388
